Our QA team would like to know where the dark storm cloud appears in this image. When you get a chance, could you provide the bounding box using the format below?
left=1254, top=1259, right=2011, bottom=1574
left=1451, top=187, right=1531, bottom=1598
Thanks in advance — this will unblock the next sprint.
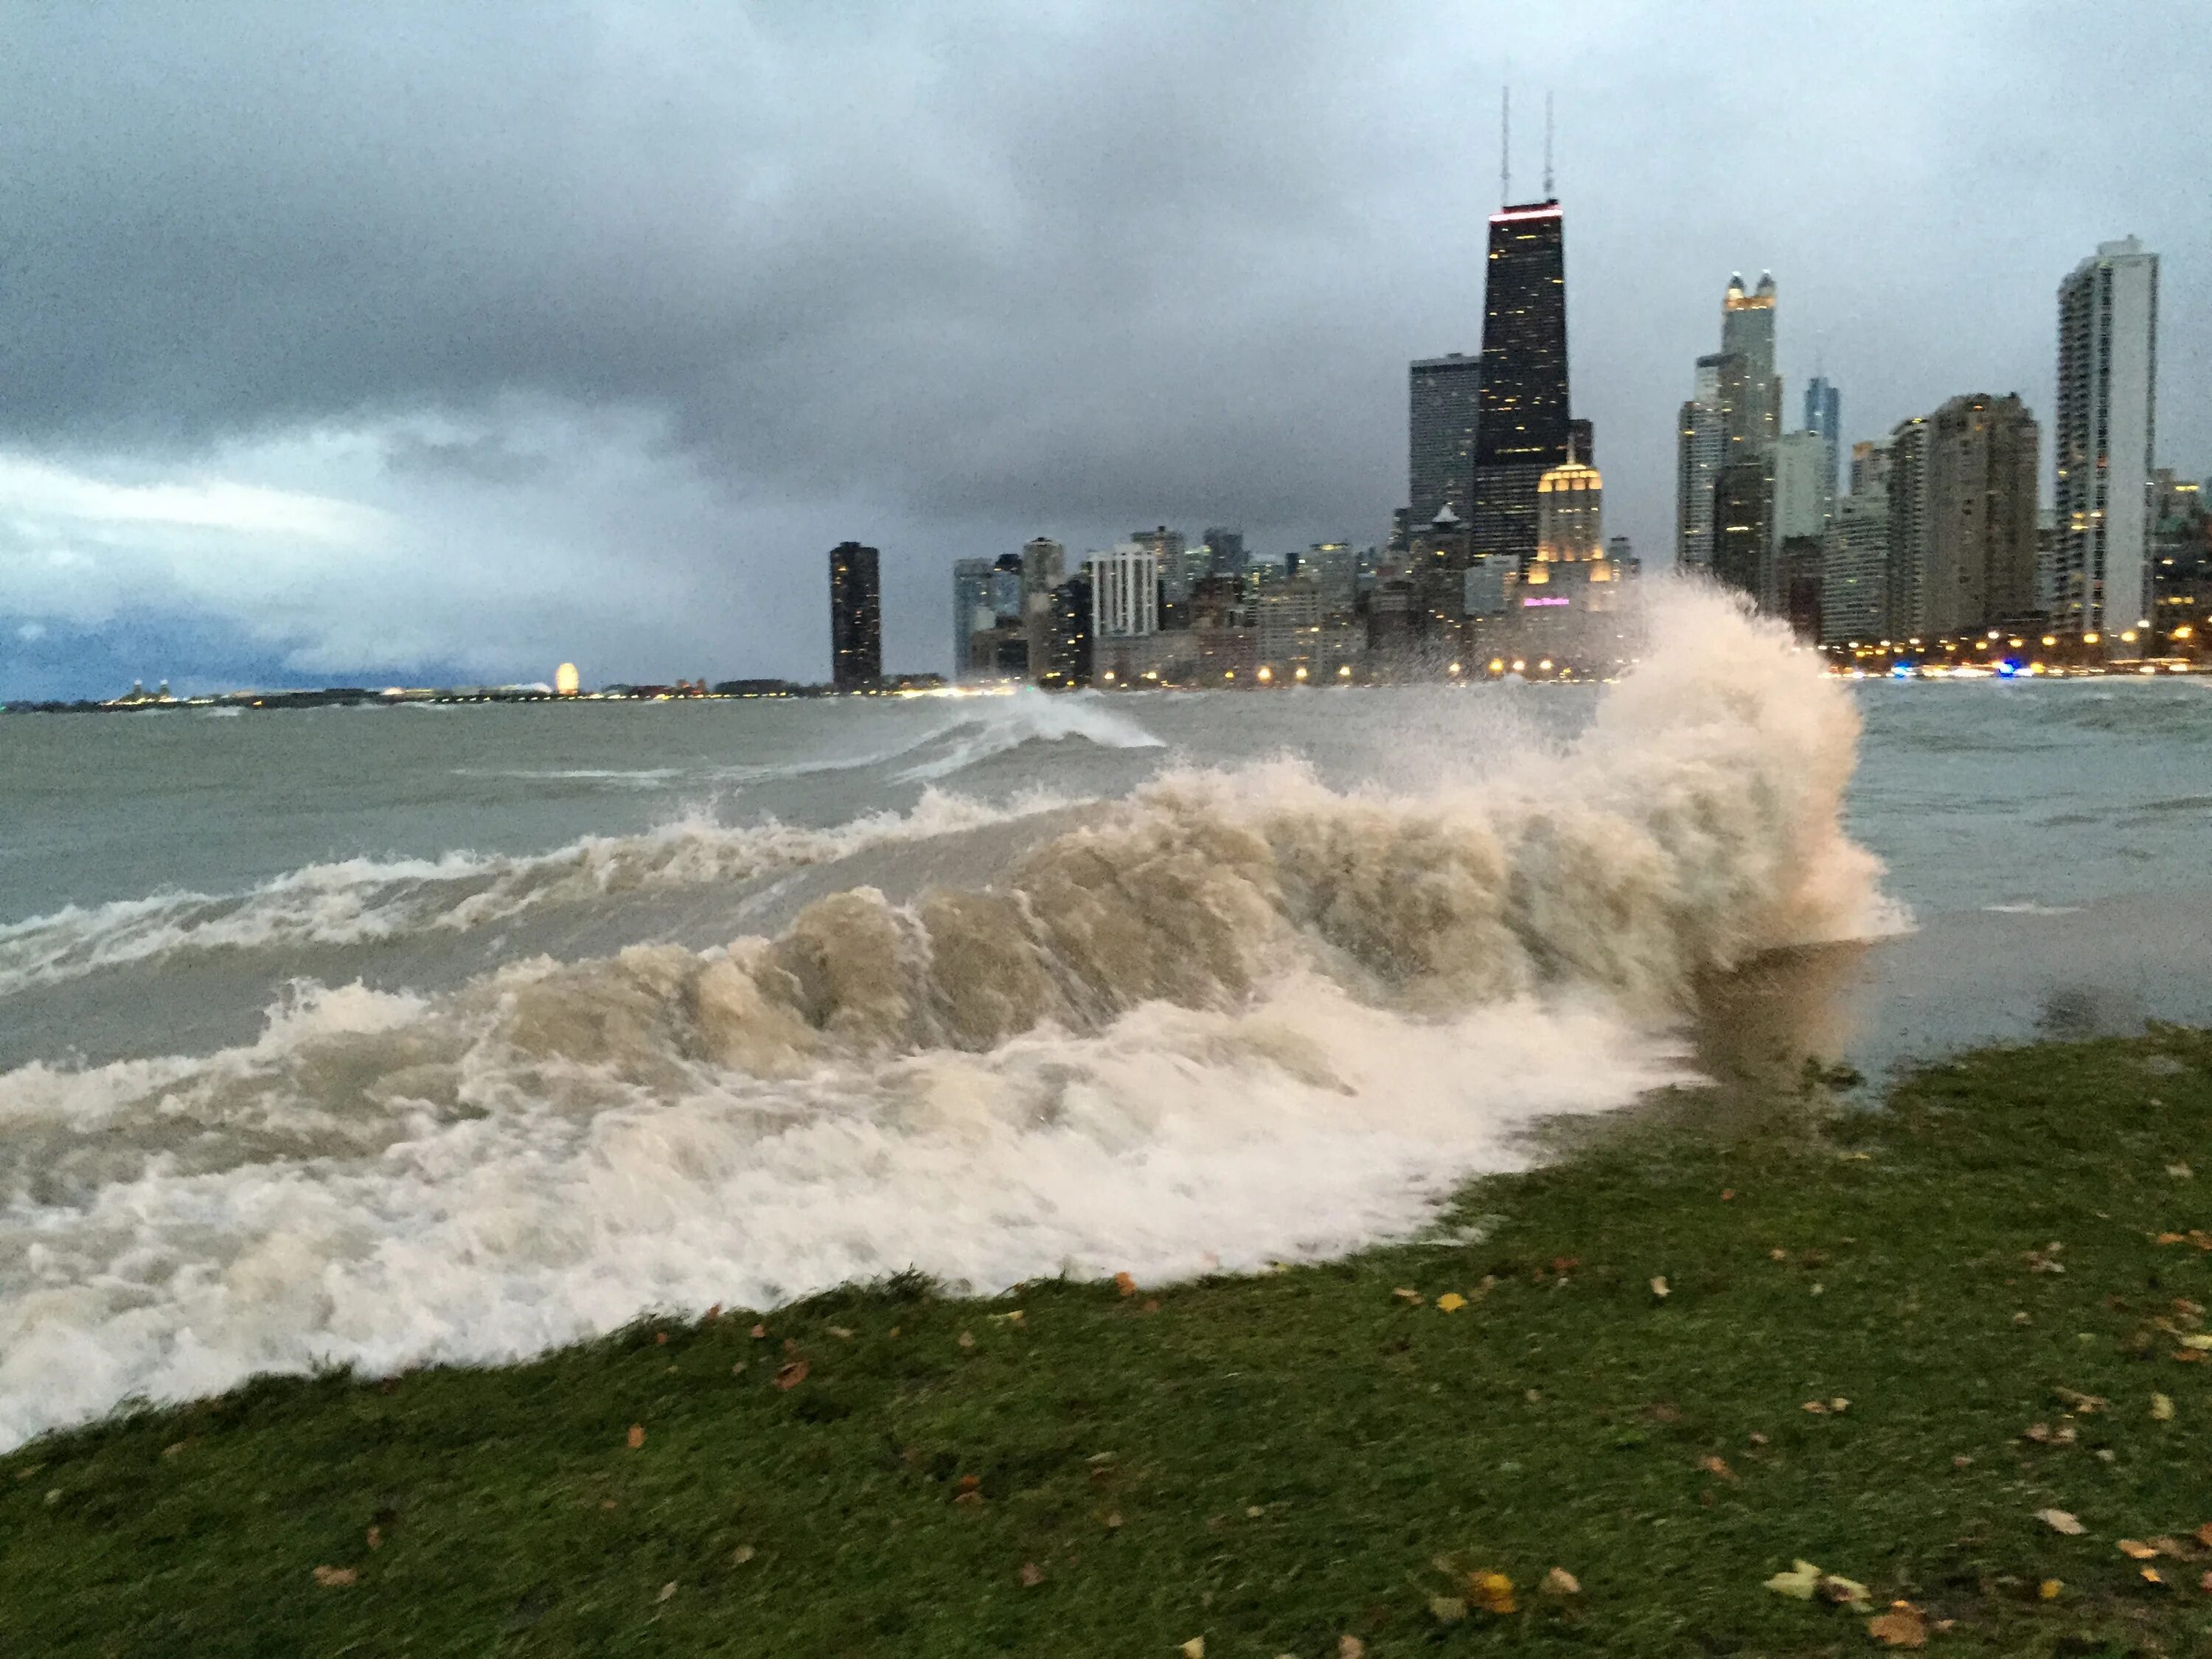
left=1, top=1, right=2206, bottom=695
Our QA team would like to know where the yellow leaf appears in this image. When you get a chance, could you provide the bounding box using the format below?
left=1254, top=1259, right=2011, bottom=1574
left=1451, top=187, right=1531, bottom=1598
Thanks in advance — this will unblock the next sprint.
left=1338, top=1640, right=1365, bottom=1659
left=2118, top=1539, right=2159, bottom=1559
left=1467, top=1569, right=1516, bottom=1614
left=1650, top=1276, right=1670, bottom=1298
left=1180, top=1640, right=1205, bottom=1658
left=1830, top=1397, right=1850, bottom=1413
left=1393, top=1287, right=1422, bottom=1304
left=1436, top=1293, right=1467, bottom=1313
left=1764, top=1559, right=1823, bottom=1599
left=2140, top=1566, right=2164, bottom=1586
left=1114, top=1271, right=1137, bottom=1297
left=2152, top=1392, right=2176, bottom=1421
left=2036, top=1507, right=2085, bottom=1535
left=2039, top=1578, right=2062, bottom=1599
left=1543, top=1566, right=1580, bottom=1596
left=2180, top=1334, right=2212, bottom=1349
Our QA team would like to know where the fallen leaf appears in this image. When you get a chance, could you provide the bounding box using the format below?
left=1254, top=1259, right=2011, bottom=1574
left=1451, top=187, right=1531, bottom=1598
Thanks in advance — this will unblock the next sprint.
left=731, top=1545, right=756, bottom=1565
left=1104, top=1510, right=1122, bottom=1528
left=626, top=1424, right=645, bottom=1450
left=773, top=1358, right=809, bottom=1390
left=1142, top=1298, right=1161, bottom=1312
left=2197, top=1523, right=2212, bottom=1548
left=1801, top=1400, right=1829, bottom=1415
left=1952, top=1454, right=1972, bottom=1468
left=2055, top=1388, right=2107, bottom=1413
left=1113, top=1271, right=1137, bottom=1296
left=1467, top=1569, right=1515, bottom=1614
left=704, top=1302, right=720, bottom=1321
left=1771, top=1248, right=1789, bottom=1261
left=827, top=1326, right=854, bottom=1340
left=1338, top=1639, right=1365, bottom=1659
left=1551, top=1256, right=1579, bottom=1273
left=655, top=1581, right=678, bottom=1604
left=655, top=1332, right=667, bottom=1346
left=1765, top=1559, right=1823, bottom=1599
left=2037, top=1508, right=2086, bottom=1535
left=1868, top=1603, right=1928, bottom=1648
left=1393, top=1287, right=1422, bottom=1304
left=2158, top=1232, right=2187, bottom=1245
left=2153, top=1393, right=2176, bottom=1422
left=1180, top=1638, right=1205, bottom=1658
left=2181, top=1334, right=2212, bottom=1349
left=1700, top=1455, right=1737, bottom=1481
left=366, top=1526, right=382, bottom=1551
left=2149, top=1537, right=2189, bottom=1557
left=1428, top=1595, right=1467, bottom=1623
left=1436, top=1293, right=1467, bottom=1313
left=957, top=1330, right=974, bottom=1349
left=1651, top=1276, right=1670, bottom=1298
left=2168, top=1164, right=2193, bottom=1179
left=161, top=1442, right=185, bottom=1460
left=1543, top=1566, right=1580, bottom=1596
left=2201, top=1569, right=2212, bottom=1594
left=1720, top=1189, right=1735, bottom=1200
left=1019, top=1562, right=1043, bottom=1587
left=312, top=1566, right=358, bottom=1588
left=1830, top=1397, right=1850, bottom=1413
left=2141, top=1566, right=2166, bottom=1586
left=2039, top=1578, right=2062, bottom=1600
left=2175, top=1350, right=2207, bottom=1363
left=2119, top=1539, right=2160, bottom=1559
left=750, top=1323, right=767, bottom=1339
left=1820, top=1573, right=1871, bottom=1608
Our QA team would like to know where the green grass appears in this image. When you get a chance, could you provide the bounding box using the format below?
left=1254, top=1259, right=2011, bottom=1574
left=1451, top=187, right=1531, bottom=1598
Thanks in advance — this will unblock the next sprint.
left=6, top=1029, right=2212, bottom=1658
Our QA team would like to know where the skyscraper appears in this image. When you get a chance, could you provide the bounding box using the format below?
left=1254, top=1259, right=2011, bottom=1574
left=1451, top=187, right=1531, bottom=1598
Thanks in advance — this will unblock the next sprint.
left=1090, top=544, right=1160, bottom=639
left=1201, top=528, right=1247, bottom=580
left=1020, top=536, right=1066, bottom=683
left=1773, top=431, right=1832, bottom=545
left=1408, top=353, right=1483, bottom=526
left=951, top=557, right=994, bottom=678
left=1821, top=491, right=1890, bottom=645
left=1923, top=393, right=2040, bottom=636
left=1130, top=526, right=1189, bottom=601
left=1472, top=198, right=1572, bottom=571
left=1720, top=273, right=1779, bottom=448
left=827, top=541, right=881, bottom=691
left=1674, top=354, right=1728, bottom=570
left=2054, top=236, right=2160, bottom=651
left=1885, top=417, right=1932, bottom=640
left=1534, top=448, right=1602, bottom=563
left=1805, top=374, right=1843, bottom=516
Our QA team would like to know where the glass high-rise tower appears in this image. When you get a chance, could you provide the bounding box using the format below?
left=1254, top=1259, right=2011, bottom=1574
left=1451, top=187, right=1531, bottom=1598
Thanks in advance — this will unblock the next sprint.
left=1408, top=352, right=1483, bottom=526
left=2054, top=237, right=2159, bottom=651
left=828, top=541, right=882, bottom=691
left=1472, top=199, right=1571, bottom=571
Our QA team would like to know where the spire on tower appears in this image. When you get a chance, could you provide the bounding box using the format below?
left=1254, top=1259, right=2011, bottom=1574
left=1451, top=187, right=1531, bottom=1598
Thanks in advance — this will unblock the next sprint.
left=1500, top=86, right=1511, bottom=205
left=1543, top=91, right=1554, bottom=199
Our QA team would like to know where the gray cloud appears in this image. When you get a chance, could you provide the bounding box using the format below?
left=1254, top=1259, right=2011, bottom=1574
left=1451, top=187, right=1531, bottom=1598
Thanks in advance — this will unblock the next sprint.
left=1, top=0, right=2206, bottom=694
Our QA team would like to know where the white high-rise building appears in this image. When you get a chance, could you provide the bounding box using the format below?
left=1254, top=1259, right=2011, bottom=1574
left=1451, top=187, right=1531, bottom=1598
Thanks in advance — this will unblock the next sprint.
left=1773, top=431, right=1832, bottom=544
left=2053, top=237, right=2159, bottom=652
left=1089, top=543, right=1158, bottom=638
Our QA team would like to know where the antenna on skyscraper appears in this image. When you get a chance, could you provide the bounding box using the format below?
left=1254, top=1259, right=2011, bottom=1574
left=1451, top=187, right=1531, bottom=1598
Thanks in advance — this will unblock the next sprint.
left=1543, top=92, right=1554, bottom=199
left=1500, top=86, right=1512, bottom=205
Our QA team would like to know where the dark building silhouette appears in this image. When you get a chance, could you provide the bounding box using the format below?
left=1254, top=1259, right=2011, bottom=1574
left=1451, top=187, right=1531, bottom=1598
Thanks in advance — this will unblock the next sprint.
left=1041, top=571, right=1093, bottom=689
left=1923, top=393, right=2040, bottom=636
left=1472, top=200, right=1573, bottom=571
left=828, top=541, right=881, bottom=690
left=1408, top=353, right=1482, bottom=525
left=1712, top=460, right=1772, bottom=605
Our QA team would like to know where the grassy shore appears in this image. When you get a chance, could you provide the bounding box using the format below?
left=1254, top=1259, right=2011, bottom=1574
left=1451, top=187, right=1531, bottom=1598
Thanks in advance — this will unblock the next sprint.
left=5, top=1029, right=2211, bottom=1658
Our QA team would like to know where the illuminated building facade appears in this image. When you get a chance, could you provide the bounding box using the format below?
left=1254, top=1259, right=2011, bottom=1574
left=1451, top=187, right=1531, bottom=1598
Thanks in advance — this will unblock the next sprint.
left=1534, top=448, right=1603, bottom=564
left=1472, top=199, right=1572, bottom=571
left=1820, top=490, right=1890, bottom=645
left=1721, top=273, right=1780, bottom=448
left=2054, top=237, right=2159, bottom=652
left=1409, top=353, right=1483, bottom=526
left=1805, top=375, right=1843, bottom=522
left=827, top=540, right=882, bottom=691
left=1674, top=354, right=1727, bottom=570
left=1020, top=536, right=1066, bottom=681
left=1884, top=417, right=1931, bottom=639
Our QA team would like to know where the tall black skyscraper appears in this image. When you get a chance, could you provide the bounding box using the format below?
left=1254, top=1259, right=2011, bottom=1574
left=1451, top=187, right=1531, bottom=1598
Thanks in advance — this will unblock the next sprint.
left=827, top=540, right=881, bottom=690
left=1472, top=200, right=1573, bottom=571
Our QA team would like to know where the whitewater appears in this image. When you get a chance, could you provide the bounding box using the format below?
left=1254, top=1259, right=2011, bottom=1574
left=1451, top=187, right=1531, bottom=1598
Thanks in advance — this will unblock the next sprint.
left=10, top=582, right=2208, bottom=1451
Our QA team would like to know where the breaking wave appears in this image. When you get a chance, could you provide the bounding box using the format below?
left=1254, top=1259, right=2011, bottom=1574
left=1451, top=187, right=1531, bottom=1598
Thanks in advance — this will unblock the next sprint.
left=0, top=584, right=1899, bottom=1448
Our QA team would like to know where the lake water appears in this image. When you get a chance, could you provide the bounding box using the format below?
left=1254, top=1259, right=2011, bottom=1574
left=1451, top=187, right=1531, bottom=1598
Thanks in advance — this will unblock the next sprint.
left=2, top=585, right=2208, bottom=1448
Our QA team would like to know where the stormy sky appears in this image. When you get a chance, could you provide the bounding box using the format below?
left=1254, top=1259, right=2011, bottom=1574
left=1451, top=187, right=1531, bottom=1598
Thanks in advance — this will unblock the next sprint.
left=2, top=1, right=2205, bottom=698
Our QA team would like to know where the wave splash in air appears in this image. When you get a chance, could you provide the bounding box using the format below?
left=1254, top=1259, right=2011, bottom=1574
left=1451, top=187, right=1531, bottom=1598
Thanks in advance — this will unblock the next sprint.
left=0, top=584, right=1894, bottom=1448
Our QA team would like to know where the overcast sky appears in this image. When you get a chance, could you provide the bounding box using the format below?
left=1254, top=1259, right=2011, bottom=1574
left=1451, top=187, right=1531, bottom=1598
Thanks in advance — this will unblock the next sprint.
left=2, top=1, right=2205, bottom=698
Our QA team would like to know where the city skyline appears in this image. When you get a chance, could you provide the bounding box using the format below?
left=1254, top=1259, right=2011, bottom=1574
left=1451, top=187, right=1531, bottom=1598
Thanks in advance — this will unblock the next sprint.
left=1, top=4, right=2208, bottom=698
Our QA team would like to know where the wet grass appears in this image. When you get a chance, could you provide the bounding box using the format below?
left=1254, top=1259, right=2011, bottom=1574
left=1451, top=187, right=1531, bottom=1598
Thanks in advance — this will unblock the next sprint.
left=4, top=1027, right=2211, bottom=1657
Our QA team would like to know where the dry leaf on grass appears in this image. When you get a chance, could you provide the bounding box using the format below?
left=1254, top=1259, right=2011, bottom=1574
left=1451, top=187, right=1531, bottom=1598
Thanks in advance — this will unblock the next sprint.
left=1543, top=1566, right=1580, bottom=1596
left=366, top=1526, right=382, bottom=1551
left=1467, top=1570, right=1516, bottom=1614
left=749, top=1323, right=766, bottom=1339
left=1436, top=1292, right=1467, bottom=1313
left=625, top=1424, right=644, bottom=1450
left=1018, top=1562, right=1043, bottom=1587
left=1338, top=1639, right=1365, bottom=1659
left=731, top=1545, right=756, bottom=1565
left=1113, top=1271, right=1136, bottom=1296
left=956, top=1329, right=975, bottom=1349
left=655, top=1581, right=677, bottom=1604
left=2153, top=1393, right=2177, bottom=1421
left=2197, top=1523, right=2212, bottom=1548
left=2037, top=1508, right=2086, bottom=1534
left=1867, top=1603, right=1928, bottom=1647
left=774, top=1359, right=809, bottom=1390
left=827, top=1326, right=854, bottom=1340
left=1820, top=1573, right=1871, bottom=1608
left=1700, top=1455, right=1737, bottom=1481
left=1180, top=1639, right=1205, bottom=1658
left=1393, top=1287, right=1422, bottom=1304
left=2039, top=1578, right=2063, bottom=1599
left=1428, top=1595, right=1466, bottom=1623
left=2119, top=1539, right=2160, bottom=1559
left=1651, top=1276, right=1670, bottom=1298
left=312, top=1566, right=358, bottom=1588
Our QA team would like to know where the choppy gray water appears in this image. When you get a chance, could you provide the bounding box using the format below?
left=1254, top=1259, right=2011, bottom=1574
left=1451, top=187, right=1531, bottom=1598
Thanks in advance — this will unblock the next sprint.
left=0, top=588, right=2206, bottom=1447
